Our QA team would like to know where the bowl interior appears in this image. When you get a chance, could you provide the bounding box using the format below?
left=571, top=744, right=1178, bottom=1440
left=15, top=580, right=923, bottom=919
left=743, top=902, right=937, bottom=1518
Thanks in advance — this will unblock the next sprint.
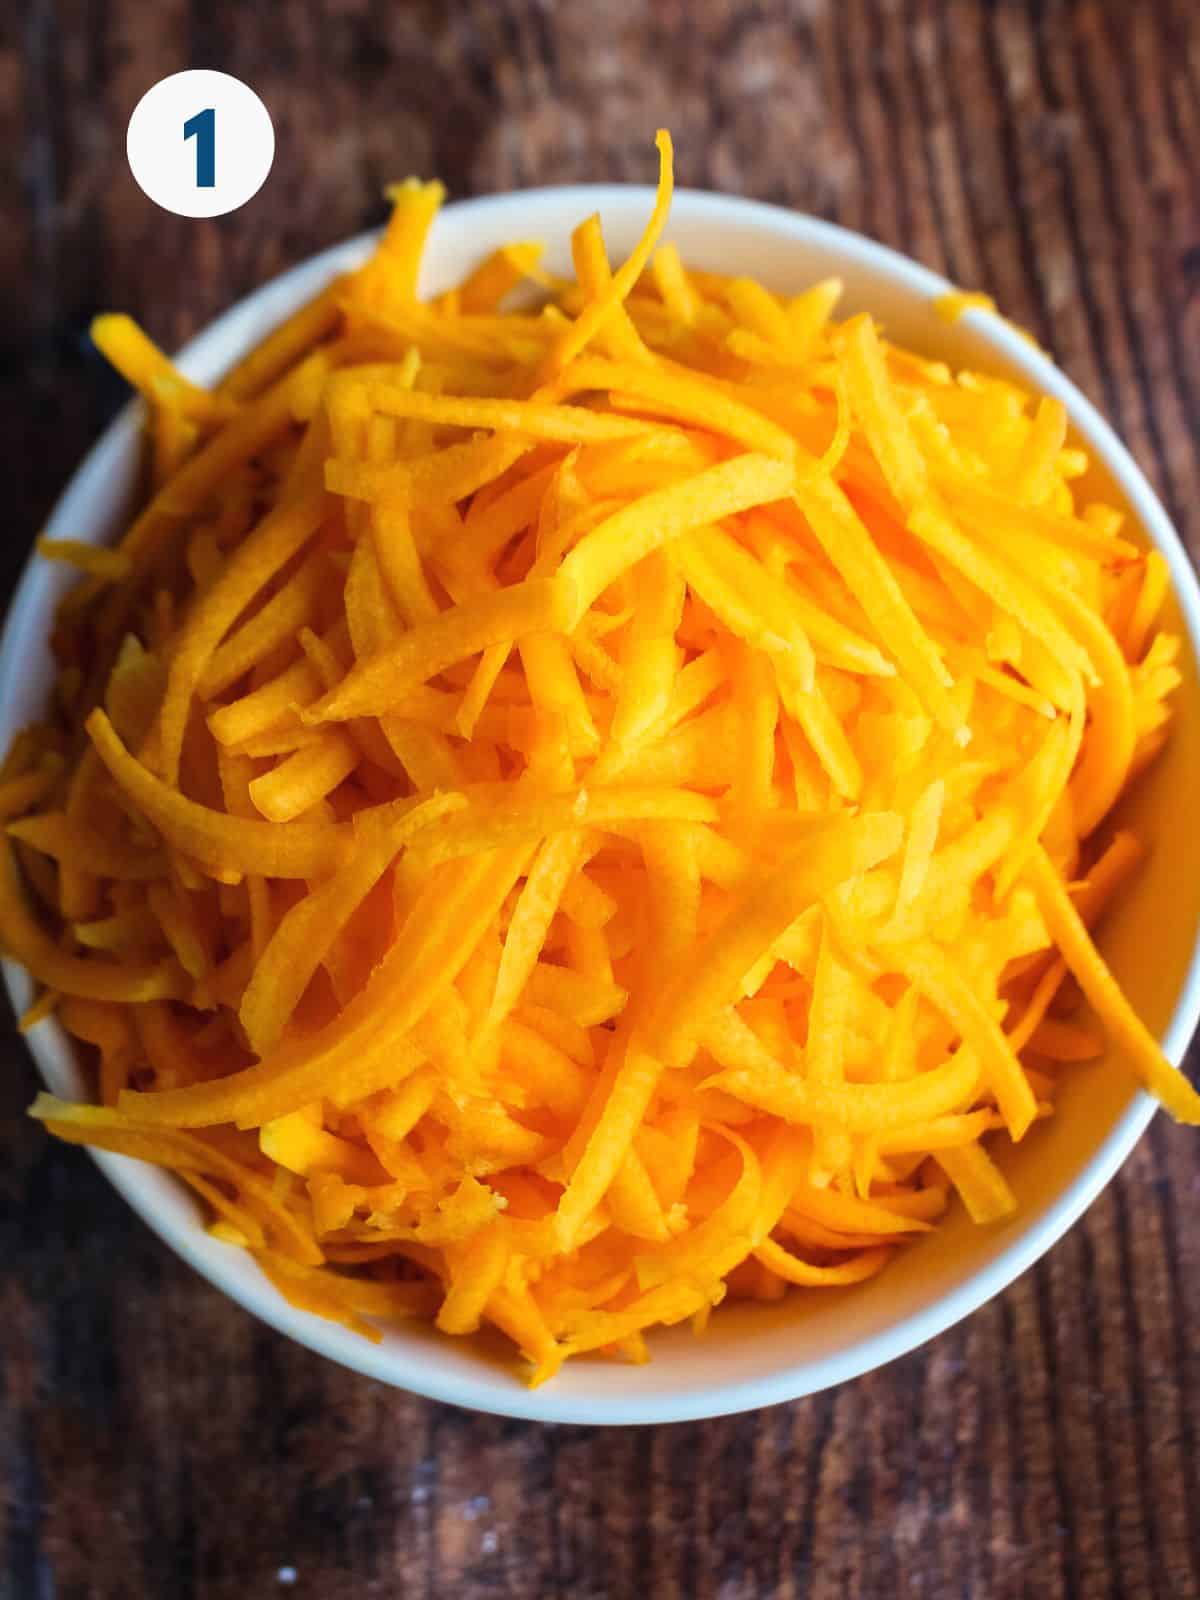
left=7, top=188, right=1200, bottom=1424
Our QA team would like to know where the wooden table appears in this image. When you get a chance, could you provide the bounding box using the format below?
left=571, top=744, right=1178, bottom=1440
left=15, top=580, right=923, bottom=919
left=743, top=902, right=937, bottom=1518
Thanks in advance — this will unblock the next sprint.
left=3, top=3, right=1199, bottom=1595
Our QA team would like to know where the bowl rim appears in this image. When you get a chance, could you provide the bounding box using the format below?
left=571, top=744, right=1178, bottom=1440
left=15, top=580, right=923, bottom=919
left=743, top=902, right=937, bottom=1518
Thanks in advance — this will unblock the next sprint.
left=7, top=183, right=1200, bottom=1426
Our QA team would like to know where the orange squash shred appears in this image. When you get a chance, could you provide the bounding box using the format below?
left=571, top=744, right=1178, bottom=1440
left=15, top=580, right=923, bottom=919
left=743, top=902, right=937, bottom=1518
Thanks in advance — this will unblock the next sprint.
left=8, top=130, right=1196, bottom=1383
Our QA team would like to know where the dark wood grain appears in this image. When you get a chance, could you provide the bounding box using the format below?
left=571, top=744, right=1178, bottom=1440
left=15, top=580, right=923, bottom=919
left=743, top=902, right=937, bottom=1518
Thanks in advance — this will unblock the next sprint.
left=2, top=2, right=1199, bottom=1596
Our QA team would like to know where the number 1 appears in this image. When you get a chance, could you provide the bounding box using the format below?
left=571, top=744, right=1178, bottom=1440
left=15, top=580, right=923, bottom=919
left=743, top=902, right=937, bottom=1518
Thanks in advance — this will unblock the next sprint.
left=184, top=108, right=215, bottom=188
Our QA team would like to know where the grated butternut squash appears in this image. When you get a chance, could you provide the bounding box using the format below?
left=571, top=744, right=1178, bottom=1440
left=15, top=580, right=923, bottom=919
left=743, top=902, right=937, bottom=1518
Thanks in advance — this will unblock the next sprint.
left=8, top=131, right=1195, bottom=1384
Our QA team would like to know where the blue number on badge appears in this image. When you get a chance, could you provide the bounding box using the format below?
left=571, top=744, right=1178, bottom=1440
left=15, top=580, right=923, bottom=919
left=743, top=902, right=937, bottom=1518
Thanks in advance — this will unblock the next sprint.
left=183, top=107, right=216, bottom=188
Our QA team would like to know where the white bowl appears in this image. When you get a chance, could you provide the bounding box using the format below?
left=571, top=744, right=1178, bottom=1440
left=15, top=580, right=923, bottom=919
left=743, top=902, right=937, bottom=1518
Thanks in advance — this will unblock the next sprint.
left=7, top=188, right=1200, bottom=1425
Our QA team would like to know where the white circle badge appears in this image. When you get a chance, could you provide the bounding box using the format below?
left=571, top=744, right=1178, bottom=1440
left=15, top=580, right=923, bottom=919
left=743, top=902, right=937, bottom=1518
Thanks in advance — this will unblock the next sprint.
left=126, top=70, right=275, bottom=219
